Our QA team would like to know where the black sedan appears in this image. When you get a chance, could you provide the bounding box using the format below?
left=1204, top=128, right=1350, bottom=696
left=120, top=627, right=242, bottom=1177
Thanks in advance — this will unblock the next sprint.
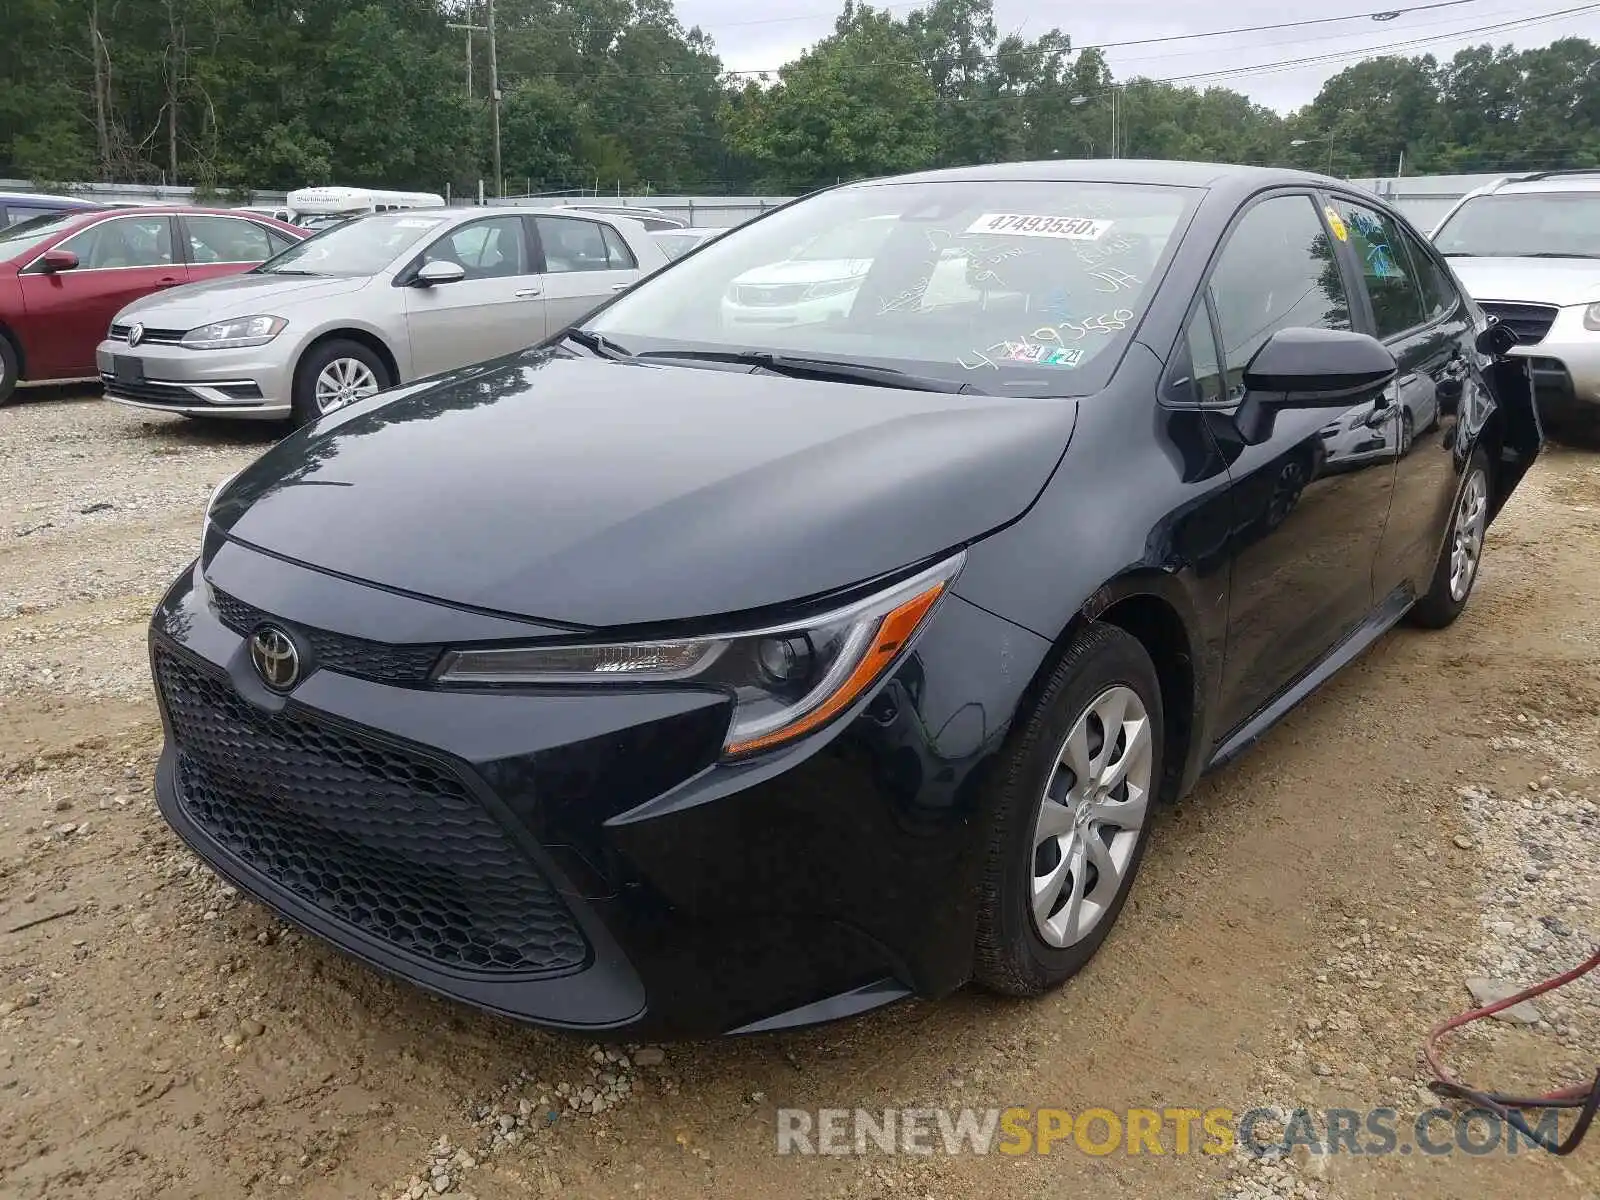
left=149, top=161, right=1540, bottom=1038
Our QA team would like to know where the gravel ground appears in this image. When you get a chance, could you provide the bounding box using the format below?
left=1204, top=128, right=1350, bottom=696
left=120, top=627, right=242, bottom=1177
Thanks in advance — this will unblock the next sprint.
left=1, top=390, right=1597, bottom=1200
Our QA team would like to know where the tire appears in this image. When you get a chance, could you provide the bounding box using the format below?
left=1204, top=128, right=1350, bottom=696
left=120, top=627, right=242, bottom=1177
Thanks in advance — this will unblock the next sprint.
left=974, top=623, right=1164, bottom=997
left=0, top=334, right=19, bottom=407
left=1406, top=445, right=1490, bottom=629
left=290, top=338, right=391, bottom=426
left=1397, top=408, right=1415, bottom=457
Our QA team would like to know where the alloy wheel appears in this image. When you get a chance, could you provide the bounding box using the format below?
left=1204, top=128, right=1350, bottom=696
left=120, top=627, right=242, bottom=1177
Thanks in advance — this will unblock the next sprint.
left=1029, top=684, right=1153, bottom=949
left=1448, top=467, right=1488, bottom=602
left=314, top=357, right=380, bottom=414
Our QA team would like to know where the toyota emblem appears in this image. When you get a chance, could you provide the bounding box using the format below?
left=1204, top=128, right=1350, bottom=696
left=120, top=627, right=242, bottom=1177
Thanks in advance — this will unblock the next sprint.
left=127, top=323, right=145, bottom=348
left=249, top=625, right=301, bottom=691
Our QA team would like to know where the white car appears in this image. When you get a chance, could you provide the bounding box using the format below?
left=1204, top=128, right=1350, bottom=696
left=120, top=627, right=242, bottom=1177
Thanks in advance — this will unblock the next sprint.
left=98, top=206, right=667, bottom=425
left=1432, top=169, right=1600, bottom=432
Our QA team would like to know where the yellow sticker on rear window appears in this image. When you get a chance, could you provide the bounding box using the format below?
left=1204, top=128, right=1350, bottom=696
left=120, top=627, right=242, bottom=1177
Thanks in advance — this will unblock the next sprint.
left=1324, top=206, right=1348, bottom=241
left=965, top=213, right=1112, bottom=240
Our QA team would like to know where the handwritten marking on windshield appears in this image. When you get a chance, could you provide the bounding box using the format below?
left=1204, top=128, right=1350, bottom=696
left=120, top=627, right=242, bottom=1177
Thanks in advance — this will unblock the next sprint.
left=1091, top=268, right=1141, bottom=293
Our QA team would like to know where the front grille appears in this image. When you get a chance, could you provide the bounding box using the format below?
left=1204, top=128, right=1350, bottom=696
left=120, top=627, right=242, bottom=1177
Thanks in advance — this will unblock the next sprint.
left=155, top=650, right=589, bottom=975
left=212, top=588, right=442, bottom=685
left=101, top=374, right=197, bottom=405
left=107, top=323, right=187, bottom=345
left=735, top=282, right=809, bottom=306
left=1479, top=301, right=1558, bottom=346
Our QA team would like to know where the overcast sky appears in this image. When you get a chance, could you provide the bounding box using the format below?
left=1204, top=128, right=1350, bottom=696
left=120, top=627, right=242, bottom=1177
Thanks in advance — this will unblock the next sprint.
left=675, top=0, right=1600, bottom=113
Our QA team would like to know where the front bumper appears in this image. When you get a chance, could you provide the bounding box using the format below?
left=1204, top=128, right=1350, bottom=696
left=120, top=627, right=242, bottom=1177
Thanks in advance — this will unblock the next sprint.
left=1502, top=304, right=1600, bottom=419
left=96, top=337, right=293, bottom=418
left=147, top=539, right=1047, bottom=1036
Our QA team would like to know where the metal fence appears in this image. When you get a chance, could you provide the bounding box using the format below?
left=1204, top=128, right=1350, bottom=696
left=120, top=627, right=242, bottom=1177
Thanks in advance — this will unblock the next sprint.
left=0, top=172, right=1513, bottom=232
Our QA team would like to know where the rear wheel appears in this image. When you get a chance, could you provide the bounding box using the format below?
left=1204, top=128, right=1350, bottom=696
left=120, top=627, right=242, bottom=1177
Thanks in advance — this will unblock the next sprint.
left=291, top=339, right=390, bottom=425
left=974, top=623, right=1163, bottom=997
left=0, top=334, right=19, bottom=406
left=1407, top=445, right=1490, bottom=629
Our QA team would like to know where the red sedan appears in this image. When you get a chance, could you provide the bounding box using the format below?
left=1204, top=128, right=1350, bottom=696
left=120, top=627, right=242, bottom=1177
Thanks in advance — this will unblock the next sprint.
left=0, top=206, right=306, bottom=405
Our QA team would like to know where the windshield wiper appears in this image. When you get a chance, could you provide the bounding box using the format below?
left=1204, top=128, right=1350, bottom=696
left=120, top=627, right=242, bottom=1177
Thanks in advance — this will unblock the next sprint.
left=1520, top=252, right=1600, bottom=259
left=260, top=268, right=323, bottom=276
left=1440, top=251, right=1479, bottom=258
left=562, top=328, right=633, bottom=359
left=634, top=348, right=984, bottom=395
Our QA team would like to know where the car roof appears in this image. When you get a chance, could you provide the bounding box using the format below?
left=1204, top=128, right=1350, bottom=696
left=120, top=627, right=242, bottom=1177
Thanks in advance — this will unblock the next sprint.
left=857, top=158, right=1334, bottom=192
left=0, top=192, right=103, bottom=206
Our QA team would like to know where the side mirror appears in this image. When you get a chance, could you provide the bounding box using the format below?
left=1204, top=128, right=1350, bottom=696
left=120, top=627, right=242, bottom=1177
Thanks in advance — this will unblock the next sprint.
left=40, top=248, right=79, bottom=273
left=414, top=260, right=466, bottom=287
left=1242, top=326, right=1397, bottom=407
left=1474, top=316, right=1520, bottom=359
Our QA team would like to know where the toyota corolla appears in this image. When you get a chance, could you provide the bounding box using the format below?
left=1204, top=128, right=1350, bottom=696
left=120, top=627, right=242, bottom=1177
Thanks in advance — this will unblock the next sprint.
left=148, top=161, right=1540, bottom=1037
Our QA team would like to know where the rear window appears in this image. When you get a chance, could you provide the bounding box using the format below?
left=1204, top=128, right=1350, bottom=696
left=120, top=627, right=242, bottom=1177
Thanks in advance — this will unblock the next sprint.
left=586, top=180, right=1197, bottom=397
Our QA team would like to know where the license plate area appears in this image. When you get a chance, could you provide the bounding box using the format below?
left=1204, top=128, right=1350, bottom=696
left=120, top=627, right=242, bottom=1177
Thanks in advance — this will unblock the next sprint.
left=114, top=355, right=145, bottom=384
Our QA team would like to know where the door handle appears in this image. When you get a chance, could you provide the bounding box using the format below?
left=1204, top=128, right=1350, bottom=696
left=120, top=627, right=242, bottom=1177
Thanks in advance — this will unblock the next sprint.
left=610, top=283, right=630, bottom=292
left=154, top=276, right=182, bottom=288
left=514, top=287, right=542, bottom=298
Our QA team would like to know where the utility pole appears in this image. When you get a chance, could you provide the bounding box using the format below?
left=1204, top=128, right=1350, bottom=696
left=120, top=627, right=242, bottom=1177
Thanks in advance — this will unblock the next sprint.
left=447, top=0, right=501, bottom=198
left=446, top=4, right=478, bottom=101
left=487, top=0, right=502, bottom=199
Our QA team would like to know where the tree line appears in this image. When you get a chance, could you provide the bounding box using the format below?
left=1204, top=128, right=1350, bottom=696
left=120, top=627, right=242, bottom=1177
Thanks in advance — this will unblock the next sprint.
left=2, top=0, right=1597, bottom=197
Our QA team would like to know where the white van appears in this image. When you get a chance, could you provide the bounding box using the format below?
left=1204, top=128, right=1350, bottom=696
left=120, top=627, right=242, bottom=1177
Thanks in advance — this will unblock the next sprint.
left=286, top=186, right=445, bottom=230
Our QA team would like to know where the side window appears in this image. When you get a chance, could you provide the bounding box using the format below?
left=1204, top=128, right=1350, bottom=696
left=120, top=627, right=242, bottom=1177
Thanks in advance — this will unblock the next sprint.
left=1209, top=194, right=1351, bottom=399
left=536, top=217, right=616, bottom=273
left=1395, top=224, right=1460, bottom=323
left=1334, top=199, right=1426, bottom=339
left=601, top=224, right=637, bottom=270
left=1181, top=296, right=1227, bottom=405
left=60, top=216, right=174, bottom=269
left=186, top=215, right=274, bottom=264
left=421, top=217, right=529, bottom=280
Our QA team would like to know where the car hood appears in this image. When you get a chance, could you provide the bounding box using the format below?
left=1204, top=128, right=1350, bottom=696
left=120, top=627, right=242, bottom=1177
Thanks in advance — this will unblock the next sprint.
left=117, top=272, right=373, bottom=325
left=732, top=259, right=873, bottom=288
left=1446, top=257, right=1600, bottom=307
left=214, top=354, right=1078, bottom=628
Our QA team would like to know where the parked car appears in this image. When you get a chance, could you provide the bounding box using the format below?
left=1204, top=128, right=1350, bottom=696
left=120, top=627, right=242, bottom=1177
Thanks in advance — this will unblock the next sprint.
left=101, top=206, right=667, bottom=425
left=562, top=203, right=686, bottom=231
left=652, top=227, right=724, bottom=261
left=0, top=191, right=105, bottom=230
left=149, top=161, right=1538, bottom=1038
left=1432, top=168, right=1600, bottom=435
left=0, top=206, right=305, bottom=406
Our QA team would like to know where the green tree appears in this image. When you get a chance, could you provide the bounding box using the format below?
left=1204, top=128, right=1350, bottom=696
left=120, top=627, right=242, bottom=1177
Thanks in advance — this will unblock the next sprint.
left=723, top=3, right=938, bottom=192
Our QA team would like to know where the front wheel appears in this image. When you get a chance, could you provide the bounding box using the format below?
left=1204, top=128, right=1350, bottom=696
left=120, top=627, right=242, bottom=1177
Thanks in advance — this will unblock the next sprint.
left=0, top=335, right=19, bottom=406
left=291, top=339, right=391, bottom=425
left=1406, top=445, right=1490, bottom=629
left=974, top=623, right=1163, bottom=997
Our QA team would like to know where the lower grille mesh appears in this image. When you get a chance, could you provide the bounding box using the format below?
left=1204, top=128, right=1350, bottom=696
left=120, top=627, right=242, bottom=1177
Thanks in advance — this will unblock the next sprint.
left=155, top=650, right=588, bottom=975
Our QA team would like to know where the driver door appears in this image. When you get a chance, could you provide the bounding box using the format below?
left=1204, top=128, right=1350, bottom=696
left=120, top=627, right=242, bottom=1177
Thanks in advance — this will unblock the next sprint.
left=403, top=216, right=546, bottom=378
left=1188, top=192, right=1399, bottom=734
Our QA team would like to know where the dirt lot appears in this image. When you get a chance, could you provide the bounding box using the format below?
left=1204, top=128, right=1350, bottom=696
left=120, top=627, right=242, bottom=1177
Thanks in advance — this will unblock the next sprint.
left=2, top=390, right=1598, bottom=1200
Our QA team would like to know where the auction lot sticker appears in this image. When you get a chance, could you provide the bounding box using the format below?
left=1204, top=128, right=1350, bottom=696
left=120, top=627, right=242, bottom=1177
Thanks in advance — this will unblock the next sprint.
left=966, top=213, right=1112, bottom=240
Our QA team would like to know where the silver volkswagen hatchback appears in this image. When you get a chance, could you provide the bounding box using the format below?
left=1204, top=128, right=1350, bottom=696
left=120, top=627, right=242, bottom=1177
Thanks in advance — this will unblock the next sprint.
left=98, top=206, right=668, bottom=424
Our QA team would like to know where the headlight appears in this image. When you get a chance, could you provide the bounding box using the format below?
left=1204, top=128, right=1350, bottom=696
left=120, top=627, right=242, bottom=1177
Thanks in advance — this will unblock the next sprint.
left=802, top=276, right=865, bottom=300
left=435, top=552, right=965, bottom=757
left=181, top=316, right=286, bottom=350
left=1584, top=303, right=1600, bottom=332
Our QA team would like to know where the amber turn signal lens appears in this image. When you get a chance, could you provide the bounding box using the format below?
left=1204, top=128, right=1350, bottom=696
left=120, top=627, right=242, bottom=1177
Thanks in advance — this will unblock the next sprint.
left=723, top=580, right=946, bottom=756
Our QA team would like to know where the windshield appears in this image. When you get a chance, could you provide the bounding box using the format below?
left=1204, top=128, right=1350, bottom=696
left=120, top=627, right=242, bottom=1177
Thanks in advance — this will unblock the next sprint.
left=257, top=212, right=449, bottom=275
left=583, top=180, right=1196, bottom=396
left=1433, top=191, right=1600, bottom=258
left=0, top=211, right=84, bottom=261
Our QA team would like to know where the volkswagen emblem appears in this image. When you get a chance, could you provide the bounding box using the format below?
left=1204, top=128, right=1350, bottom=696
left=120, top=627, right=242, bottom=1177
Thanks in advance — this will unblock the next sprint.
left=127, top=323, right=145, bottom=348
left=249, top=625, right=300, bottom=691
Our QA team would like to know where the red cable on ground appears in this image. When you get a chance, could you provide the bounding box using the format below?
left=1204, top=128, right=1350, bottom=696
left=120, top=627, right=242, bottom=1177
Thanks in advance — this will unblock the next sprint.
left=1423, top=944, right=1600, bottom=1154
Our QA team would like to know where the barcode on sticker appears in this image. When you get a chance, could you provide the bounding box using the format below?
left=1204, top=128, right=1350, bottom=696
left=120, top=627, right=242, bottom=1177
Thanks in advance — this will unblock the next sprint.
left=965, top=214, right=1111, bottom=240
